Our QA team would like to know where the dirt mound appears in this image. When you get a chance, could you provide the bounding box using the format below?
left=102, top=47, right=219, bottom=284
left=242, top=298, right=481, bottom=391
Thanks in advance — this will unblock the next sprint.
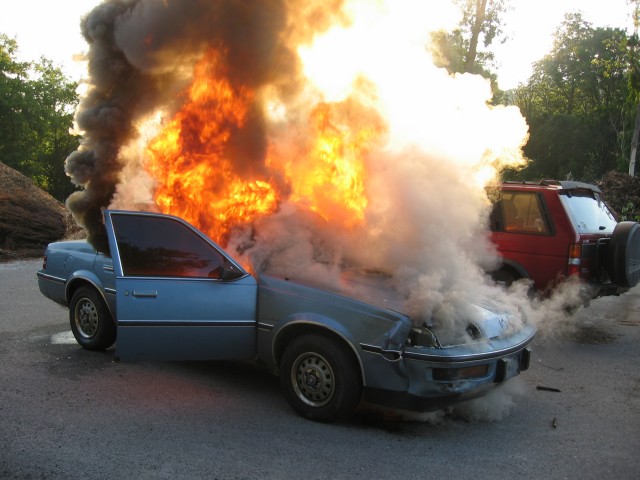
left=597, top=171, right=640, bottom=221
left=0, top=161, right=84, bottom=261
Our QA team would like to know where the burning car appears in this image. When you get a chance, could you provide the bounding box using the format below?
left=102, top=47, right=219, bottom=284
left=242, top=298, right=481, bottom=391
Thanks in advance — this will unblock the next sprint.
left=37, top=210, right=535, bottom=421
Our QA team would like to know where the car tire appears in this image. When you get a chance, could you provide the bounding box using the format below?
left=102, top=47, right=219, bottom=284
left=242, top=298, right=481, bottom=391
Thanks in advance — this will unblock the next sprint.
left=279, top=334, right=362, bottom=422
left=606, top=221, right=640, bottom=288
left=69, top=286, right=116, bottom=351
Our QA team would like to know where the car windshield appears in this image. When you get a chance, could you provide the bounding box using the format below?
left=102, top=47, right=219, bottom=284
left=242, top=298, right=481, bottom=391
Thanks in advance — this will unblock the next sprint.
left=558, top=190, right=617, bottom=234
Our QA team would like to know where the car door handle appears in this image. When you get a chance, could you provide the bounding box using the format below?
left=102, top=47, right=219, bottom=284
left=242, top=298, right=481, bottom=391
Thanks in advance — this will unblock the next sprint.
left=132, top=291, right=158, bottom=298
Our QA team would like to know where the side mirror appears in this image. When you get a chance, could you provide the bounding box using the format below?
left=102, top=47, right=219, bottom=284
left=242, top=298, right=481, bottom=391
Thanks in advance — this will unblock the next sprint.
left=221, top=263, right=245, bottom=281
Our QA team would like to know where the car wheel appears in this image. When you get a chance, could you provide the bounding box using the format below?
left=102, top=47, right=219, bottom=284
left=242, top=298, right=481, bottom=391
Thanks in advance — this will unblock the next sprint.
left=606, top=221, right=640, bottom=288
left=69, top=286, right=116, bottom=351
left=280, top=334, right=362, bottom=422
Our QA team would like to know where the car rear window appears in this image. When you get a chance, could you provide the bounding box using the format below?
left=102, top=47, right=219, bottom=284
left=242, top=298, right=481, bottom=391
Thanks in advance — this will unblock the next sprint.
left=558, top=190, right=617, bottom=234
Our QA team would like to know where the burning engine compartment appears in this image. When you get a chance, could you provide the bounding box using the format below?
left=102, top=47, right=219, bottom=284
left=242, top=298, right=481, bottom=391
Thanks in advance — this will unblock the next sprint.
left=65, top=0, right=533, bottom=338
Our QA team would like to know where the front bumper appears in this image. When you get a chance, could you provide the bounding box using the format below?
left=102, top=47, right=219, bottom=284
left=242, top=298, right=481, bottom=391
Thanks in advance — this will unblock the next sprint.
left=359, top=325, right=536, bottom=411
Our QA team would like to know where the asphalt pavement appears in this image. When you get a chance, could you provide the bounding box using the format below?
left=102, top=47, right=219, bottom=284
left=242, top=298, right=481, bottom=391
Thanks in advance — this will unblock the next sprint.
left=1, top=259, right=639, bottom=480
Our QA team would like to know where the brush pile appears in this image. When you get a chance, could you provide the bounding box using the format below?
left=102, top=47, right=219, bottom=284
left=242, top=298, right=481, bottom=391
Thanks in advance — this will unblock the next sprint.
left=0, top=161, right=83, bottom=261
left=597, top=170, right=640, bottom=221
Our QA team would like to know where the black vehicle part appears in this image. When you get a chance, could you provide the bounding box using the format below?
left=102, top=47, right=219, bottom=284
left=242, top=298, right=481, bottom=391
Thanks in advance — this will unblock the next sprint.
left=606, top=221, right=640, bottom=288
left=280, top=334, right=362, bottom=422
left=69, top=286, right=117, bottom=350
left=491, top=267, right=519, bottom=287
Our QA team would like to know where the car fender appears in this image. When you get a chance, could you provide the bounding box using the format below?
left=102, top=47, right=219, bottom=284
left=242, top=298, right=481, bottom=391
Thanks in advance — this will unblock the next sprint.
left=269, top=312, right=366, bottom=384
left=65, top=270, right=115, bottom=320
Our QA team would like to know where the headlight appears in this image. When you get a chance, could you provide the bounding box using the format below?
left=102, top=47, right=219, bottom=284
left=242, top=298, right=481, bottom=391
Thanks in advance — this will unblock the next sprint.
left=408, top=326, right=440, bottom=348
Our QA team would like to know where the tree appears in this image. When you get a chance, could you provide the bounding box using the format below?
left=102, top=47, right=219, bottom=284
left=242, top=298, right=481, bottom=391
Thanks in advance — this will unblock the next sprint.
left=0, top=34, right=80, bottom=200
left=0, top=35, right=30, bottom=170
left=629, top=0, right=640, bottom=175
left=28, top=59, right=82, bottom=199
left=430, top=0, right=508, bottom=82
left=631, top=103, right=640, bottom=176
left=510, top=14, right=635, bottom=181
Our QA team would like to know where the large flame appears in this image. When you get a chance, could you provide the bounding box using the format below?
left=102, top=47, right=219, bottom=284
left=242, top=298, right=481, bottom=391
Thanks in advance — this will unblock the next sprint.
left=146, top=48, right=279, bottom=243
left=146, top=46, right=389, bottom=242
left=273, top=97, right=386, bottom=227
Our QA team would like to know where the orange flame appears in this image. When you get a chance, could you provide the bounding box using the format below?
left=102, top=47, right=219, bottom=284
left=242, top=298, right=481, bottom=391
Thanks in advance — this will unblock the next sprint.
left=146, top=48, right=278, bottom=244
left=147, top=48, right=386, bottom=245
left=276, top=99, right=386, bottom=226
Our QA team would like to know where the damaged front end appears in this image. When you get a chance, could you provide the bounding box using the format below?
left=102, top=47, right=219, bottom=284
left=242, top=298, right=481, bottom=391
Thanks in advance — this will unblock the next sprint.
left=359, top=305, right=535, bottom=412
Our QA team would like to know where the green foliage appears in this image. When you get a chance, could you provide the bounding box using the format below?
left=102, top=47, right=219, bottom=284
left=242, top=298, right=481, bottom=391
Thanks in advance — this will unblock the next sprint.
left=621, top=201, right=640, bottom=222
left=429, top=0, right=507, bottom=85
left=430, top=29, right=469, bottom=74
left=630, top=0, right=640, bottom=92
left=510, top=13, right=639, bottom=181
left=0, top=33, right=80, bottom=201
left=528, top=15, right=629, bottom=117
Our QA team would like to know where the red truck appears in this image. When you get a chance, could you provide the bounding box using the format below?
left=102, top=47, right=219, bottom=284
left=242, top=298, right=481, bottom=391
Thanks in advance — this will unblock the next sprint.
left=488, top=180, right=640, bottom=298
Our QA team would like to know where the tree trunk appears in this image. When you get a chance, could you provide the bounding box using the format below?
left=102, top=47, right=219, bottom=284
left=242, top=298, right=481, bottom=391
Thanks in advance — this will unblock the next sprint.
left=464, top=0, right=488, bottom=73
left=630, top=101, right=640, bottom=176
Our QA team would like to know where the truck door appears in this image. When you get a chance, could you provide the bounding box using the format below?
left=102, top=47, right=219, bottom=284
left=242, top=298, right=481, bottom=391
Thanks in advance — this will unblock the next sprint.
left=104, top=210, right=258, bottom=362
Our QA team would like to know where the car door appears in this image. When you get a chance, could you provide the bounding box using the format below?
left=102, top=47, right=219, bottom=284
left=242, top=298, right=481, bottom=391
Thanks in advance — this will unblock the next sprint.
left=104, top=210, right=258, bottom=362
left=490, top=190, right=566, bottom=289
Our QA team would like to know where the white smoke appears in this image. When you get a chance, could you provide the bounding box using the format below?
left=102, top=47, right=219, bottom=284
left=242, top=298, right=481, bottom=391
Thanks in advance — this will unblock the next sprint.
left=450, top=376, right=528, bottom=422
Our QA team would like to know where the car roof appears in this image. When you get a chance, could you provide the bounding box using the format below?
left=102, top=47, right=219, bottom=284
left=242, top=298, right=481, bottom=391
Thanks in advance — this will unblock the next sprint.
left=500, top=180, right=602, bottom=194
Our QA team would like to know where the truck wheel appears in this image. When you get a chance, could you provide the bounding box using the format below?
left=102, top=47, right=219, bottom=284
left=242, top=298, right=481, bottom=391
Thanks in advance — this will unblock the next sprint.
left=69, top=286, right=116, bottom=351
left=280, top=334, right=361, bottom=422
left=606, top=221, right=640, bottom=288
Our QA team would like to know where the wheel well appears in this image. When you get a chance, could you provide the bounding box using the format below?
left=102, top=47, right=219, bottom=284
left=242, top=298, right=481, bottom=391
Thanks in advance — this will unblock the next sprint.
left=494, top=265, right=522, bottom=280
left=66, top=279, right=94, bottom=304
left=66, top=279, right=114, bottom=321
left=273, top=324, right=363, bottom=384
left=492, top=259, right=528, bottom=281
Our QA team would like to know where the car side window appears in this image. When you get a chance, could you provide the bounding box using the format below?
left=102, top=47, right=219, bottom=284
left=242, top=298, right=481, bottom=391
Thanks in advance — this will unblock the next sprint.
left=111, top=214, right=226, bottom=278
left=491, top=192, right=551, bottom=235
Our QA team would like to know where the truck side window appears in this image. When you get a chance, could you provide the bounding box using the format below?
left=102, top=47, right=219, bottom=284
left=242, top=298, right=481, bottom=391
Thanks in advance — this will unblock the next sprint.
left=111, top=214, right=226, bottom=278
left=494, top=193, right=551, bottom=235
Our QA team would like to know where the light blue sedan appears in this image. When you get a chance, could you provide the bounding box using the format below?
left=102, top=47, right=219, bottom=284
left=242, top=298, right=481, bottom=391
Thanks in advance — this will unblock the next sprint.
left=37, top=210, right=535, bottom=421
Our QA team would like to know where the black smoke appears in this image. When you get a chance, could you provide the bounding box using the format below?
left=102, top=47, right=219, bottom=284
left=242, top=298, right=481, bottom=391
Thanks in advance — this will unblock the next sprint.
left=65, top=0, right=343, bottom=251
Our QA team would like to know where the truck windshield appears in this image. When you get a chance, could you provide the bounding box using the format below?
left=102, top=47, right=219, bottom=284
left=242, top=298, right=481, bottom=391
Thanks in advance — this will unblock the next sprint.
left=558, top=190, right=617, bottom=234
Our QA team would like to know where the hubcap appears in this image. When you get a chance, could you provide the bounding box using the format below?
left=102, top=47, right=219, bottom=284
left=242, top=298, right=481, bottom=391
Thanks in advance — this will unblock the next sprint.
left=75, top=299, right=98, bottom=339
left=291, top=352, right=335, bottom=407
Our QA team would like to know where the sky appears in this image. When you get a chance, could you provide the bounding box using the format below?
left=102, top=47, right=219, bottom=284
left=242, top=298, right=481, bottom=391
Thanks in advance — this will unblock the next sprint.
left=0, top=0, right=636, bottom=90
